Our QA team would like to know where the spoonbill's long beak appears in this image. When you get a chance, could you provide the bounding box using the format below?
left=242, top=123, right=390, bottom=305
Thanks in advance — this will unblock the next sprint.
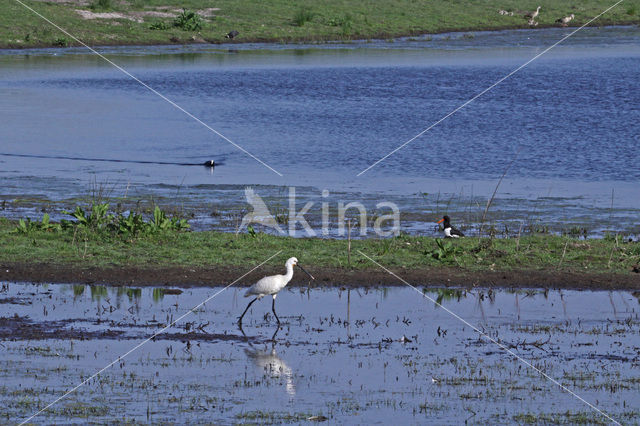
left=297, top=264, right=315, bottom=280
left=436, top=218, right=445, bottom=224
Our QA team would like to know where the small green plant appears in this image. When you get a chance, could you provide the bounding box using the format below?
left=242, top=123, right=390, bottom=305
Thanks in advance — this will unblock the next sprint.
left=63, top=203, right=113, bottom=231
left=272, top=205, right=289, bottom=225
left=327, top=14, right=353, bottom=35
left=149, top=206, right=190, bottom=232
left=38, top=213, right=61, bottom=232
left=293, top=7, right=314, bottom=26
left=173, top=9, right=203, bottom=31
left=90, top=0, right=112, bottom=10
left=247, top=225, right=257, bottom=238
left=340, top=14, right=353, bottom=35
left=149, top=21, right=169, bottom=30
left=54, top=37, right=68, bottom=47
left=117, top=211, right=146, bottom=237
left=58, top=203, right=189, bottom=237
left=15, top=218, right=38, bottom=234
left=14, top=214, right=61, bottom=234
left=563, top=226, right=589, bottom=239
left=627, top=6, right=637, bottom=15
left=428, top=239, right=461, bottom=262
left=526, top=223, right=550, bottom=234
left=377, top=238, right=393, bottom=255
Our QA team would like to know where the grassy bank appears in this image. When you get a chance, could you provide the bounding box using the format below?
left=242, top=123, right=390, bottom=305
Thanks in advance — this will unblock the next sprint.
left=1, top=215, right=638, bottom=278
left=2, top=0, right=639, bottom=49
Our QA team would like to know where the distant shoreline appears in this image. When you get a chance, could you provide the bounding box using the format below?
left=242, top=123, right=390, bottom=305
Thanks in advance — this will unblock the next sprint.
left=2, top=23, right=639, bottom=51
left=2, top=0, right=638, bottom=50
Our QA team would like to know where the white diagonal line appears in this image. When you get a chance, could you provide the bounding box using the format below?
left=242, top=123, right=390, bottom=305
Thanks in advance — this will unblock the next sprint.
left=19, top=250, right=282, bottom=425
left=357, top=0, right=625, bottom=176
left=357, top=250, right=621, bottom=425
left=12, top=0, right=283, bottom=177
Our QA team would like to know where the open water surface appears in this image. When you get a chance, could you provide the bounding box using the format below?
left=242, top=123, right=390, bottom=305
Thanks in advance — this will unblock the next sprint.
left=0, top=282, right=639, bottom=423
left=1, top=26, right=639, bottom=236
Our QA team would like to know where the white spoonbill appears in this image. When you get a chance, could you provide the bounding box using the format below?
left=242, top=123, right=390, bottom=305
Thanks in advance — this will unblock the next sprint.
left=238, top=257, right=315, bottom=325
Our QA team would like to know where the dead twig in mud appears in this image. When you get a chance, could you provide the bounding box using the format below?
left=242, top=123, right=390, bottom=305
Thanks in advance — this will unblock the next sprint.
left=82, top=238, right=88, bottom=259
left=609, top=187, right=615, bottom=221
left=123, top=180, right=131, bottom=199
left=607, top=235, right=618, bottom=269
left=516, top=222, right=523, bottom=252
left=173, top=175, right=187, bottom=219
left=347, top=219, right=352, bottom=267
left=520, top=289, right=539, bottom=300
left=507, top=335, right=551, bottom=352
left=465, top=408, right=477, bottom=424
left=557, top=241, right=568, bottom=270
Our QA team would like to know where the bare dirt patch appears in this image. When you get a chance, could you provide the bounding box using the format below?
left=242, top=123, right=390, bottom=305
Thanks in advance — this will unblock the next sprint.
left=75, top=9, right=143, bottom=22
left=131, top=10, right=177, bottom=19
left=198, top=8, right=220, bottom=17
left=152, top=6, right=219, bottom=18
left=31, top=0, right=89, bottom=4
left=74, top=8, right=215, bottom=23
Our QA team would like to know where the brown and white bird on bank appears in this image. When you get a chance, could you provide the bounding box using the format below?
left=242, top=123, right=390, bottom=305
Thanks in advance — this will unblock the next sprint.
left=436, top=216, right=465, bottom=238
left=524, top=6, right=541, bottom=20
left=556, top=14, right=574, bottom=26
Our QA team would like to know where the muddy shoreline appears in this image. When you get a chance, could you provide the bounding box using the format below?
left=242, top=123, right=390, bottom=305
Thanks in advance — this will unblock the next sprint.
left=1, top=262, right=638, bottom=291
left=2, top=22, right=638, bottom=50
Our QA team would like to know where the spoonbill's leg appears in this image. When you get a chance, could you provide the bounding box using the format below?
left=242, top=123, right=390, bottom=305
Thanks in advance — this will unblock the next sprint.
left=238, top=297, right=258, bottom=325
left=271, top=295, right=281, bottom=324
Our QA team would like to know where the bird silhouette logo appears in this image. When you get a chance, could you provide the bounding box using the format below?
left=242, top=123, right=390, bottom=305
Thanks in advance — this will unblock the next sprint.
left=239, top=187, right=285, bottom=234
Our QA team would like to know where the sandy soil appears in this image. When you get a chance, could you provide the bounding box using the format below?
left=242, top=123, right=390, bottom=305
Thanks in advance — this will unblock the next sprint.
left=1, top=262, right=638, bottom=291
left=73, top=7, right=218, bottom=22
left=75, top=9, right=143, bottom=22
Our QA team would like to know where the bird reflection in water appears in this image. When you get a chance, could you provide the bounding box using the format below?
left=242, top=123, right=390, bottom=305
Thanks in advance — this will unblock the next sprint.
left=240, top=326, right=295, bottom=397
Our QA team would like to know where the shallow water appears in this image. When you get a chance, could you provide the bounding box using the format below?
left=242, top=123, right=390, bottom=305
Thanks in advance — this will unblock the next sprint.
left=1, top=282, right=639, bottom=424
left=1, top=26, right=639, bottom=236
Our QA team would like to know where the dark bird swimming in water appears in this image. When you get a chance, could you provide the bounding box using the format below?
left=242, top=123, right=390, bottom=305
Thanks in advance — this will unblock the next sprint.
left=436, top=215, right=464, bottom=238
left=0, top=152, right=221, bottom=168
left=225, top=30, right=239, bottom=39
